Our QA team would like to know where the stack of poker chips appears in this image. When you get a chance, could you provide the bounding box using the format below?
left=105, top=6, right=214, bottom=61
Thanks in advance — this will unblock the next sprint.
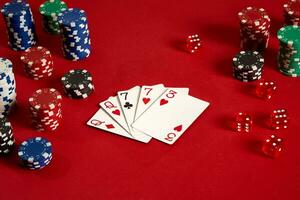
left=39, top=0, right=68, bottom=35
left=0, top=115, right=15, bottom=155
left=61, top=69, right=94, bottom=99
left=29, top=88, right=62, bottom=132
left=277, top=25, right=300, bottom=77
left=58, top=8, right=91, bottom=61
left=1, top=1, right=37, bottom=51
left=283, top=0, right=300, bottom=25
left=232, top=51, right=264, bottom=82
left=0, top=58, right=17, bottom=115
left=238, top=7, right=271, bottom=53
left=18, top=137, right=52, bottom=170
left=20, top=46, right=54, bottom=80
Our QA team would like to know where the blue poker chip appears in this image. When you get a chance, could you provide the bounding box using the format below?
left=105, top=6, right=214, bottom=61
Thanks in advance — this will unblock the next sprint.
left=18, top=137, right=52, bottom=164
left=1, top=1, right=29, bottom=17
left=1, top=2, right=37, bottom=51
left=58, top=8, right=87, bottom=26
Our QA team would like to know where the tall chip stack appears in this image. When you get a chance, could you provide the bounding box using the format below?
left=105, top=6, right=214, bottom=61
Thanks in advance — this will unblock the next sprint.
left=29, top=88, right=62, bottom=132
left=277, top=25, right=300, bottom=77
left=238, top=7, right=271, bottom=53
left=0, top=115, right=15, bottom=155
left=232, top=51, right=264, bottom=82
left=1, top=1, right=37, bottom=51
left=0, top=58, right=17, bottom=115
left=283, top=0, right=300, bottom=25
left=39, top=0, right=68, bottom=35
left=58, top=8, right=91, bottom=61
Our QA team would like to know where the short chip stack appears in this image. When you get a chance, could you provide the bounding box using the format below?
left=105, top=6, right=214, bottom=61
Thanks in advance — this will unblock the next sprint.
left=29, top=88, right=62, bottom=132
left=283, top=0, right=300, bottom=25
left=20, top=46, right=54, bottom=80
left=58, top=8, right=91, bottom=61
left=39, top=0, right=68, bottom=35
left=232, top=51, right=264, bottom=82
left=277, top=25, right=300, bottom=77
left=238, top=7, right=271, bottom=53
left=1, top=1, right=37, bottom=51
left=18, top=137, right=52, bottom=170
left=0, top=58, right=17, bottom=115
left=61, top=69, right=94, bottom=99
left=0, top=115, right=15, bottom=155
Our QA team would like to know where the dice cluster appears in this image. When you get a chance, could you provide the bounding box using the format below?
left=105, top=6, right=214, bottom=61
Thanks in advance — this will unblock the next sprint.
left=232, top=80, right=289, bottom=159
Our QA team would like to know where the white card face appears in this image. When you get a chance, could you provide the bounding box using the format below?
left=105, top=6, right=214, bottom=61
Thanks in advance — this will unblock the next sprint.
left=134, top=84, right=166, bottom=121
left=87, top=108, right=150, bottom=143
left=132, top=89, right=210, bottom=145
left=117, top=86, right=151, bottom=143
left=87, top=108, right=133, bottom=139
left=99, top=96, right=130, bottom=134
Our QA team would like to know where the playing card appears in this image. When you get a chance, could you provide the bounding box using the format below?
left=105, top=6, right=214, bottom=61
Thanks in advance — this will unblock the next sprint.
left=132, top=89, right=210, bottom=145
left=99, top=96, right=131, bottom=135
left=118, top=86, right=151, bottom=143
left=134, top=84, right=166, bottom=121
left=87, top=108, right=133, bottom=139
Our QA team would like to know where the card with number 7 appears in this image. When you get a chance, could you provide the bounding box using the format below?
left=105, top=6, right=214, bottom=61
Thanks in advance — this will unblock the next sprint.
left=134, top=84, right=166, bottom=121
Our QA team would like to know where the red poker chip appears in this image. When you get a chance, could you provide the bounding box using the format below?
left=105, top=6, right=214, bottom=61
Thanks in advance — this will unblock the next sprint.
left=20, top=46, right=52, bottom=66
left=29, top=88, right=62, bottom=111
left=238, top=7, right=270, bottom=26
left=284, top=0, right=300, bottom=17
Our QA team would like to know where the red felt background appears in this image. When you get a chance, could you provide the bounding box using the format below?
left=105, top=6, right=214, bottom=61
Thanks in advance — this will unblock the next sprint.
left=0, top=0, right=299, bottom=199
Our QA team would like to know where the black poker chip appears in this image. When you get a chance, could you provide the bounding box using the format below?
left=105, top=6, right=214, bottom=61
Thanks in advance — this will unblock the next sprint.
left=61, top=69, right=94, bottom=99
left=0, top=115, right=14, bottom=155
left=232, top=51, right=264, bottom=82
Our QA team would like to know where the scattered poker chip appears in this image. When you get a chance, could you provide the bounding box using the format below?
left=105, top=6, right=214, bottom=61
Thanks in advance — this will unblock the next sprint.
left=61, top=69, right=94, bottom=99
left=58, top=8, right=91, bottom=60
left=18, top=137, right=52, bottom=170
left=29, top=88, right=62, bottom=131
left=283, top=0, right=300, bottom=25
left=238, top=7, right=270, bottom=53
left=20, top=46, right=54, bottom=80
left=277, top=25, right=300, bottom=77
left=0, top=115, right=15, bottom=155
left=39, top=0, right=68, bottom=34
left=1, top=1, right=37, bottom=51
left=0, top=58, right=17, bottom=115
left=232, top=51, right=264, bottom=82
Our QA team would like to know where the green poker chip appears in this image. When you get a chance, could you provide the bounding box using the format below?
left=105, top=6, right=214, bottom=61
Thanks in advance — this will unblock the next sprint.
left=39, top=0, right=67, bottom=34
left=39, top=0, right=67, bottom=17
left=277, top=25, right=300, bottom=77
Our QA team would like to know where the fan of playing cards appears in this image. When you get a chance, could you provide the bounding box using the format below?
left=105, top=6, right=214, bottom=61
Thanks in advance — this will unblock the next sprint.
left=87, top=84, right=210, bottom=145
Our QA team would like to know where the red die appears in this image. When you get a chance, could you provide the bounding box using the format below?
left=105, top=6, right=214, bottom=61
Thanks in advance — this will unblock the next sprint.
left=233, top=112, right=253, bottom=133
left=186, top=34, right=201, bottom=53
left=270, top=109, right=289, bottom=130
left=262, top=135, right=284, bottom=158
left=256, top=80, right=277, bottom=99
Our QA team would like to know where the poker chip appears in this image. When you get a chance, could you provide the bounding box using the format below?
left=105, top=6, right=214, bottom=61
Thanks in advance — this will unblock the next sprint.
left=277, top=25, right=300, bottom=77
left=18, top=137, right=52, bottom=170
left=29, top=88, right=62, bottom=131
left=58, top=8, right=91, bottom=60
left=0, top=58, right=17, bottom=115
left=232, top=51, right=264, bottom=82
left=1, top=1, right=37, bottom=51
left=61, top=69, right=94, bottom=99
left=20, top=46, right=54, bottom=80
left=39, top=0, right=68, bottom=34
left=238, top=7, right=271, bottom=53
left=0, top=115, right=15, bottom=155
left=283, top=0, right=300, bottom=25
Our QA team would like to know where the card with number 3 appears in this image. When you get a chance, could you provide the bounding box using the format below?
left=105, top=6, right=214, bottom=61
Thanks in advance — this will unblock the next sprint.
left=132, top=89, right=210, bottom=145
